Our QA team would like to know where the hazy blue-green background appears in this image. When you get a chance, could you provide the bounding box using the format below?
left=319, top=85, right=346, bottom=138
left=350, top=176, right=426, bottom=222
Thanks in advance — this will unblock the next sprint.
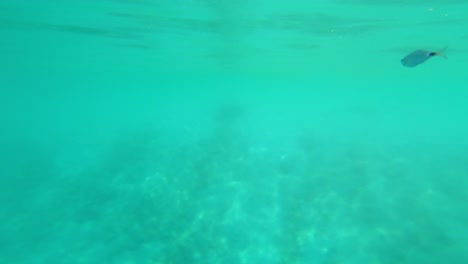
left=1, top=0, right=468, bottom=263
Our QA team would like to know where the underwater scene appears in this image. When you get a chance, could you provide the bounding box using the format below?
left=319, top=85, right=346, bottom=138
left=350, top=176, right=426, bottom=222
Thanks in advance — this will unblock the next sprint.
left=1, top=0, right=468, bottom=263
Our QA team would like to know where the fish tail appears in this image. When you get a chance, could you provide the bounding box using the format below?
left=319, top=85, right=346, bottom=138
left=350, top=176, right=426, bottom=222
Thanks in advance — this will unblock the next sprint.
left=436, top=46, right=448, bottom=59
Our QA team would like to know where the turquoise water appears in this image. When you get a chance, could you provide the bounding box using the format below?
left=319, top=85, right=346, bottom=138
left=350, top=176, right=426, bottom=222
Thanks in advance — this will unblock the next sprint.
left=1, top=0, right=468, bottom=263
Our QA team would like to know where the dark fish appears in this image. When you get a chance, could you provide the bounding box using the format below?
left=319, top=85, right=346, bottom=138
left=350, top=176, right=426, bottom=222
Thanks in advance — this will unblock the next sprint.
left=401, top=48, right=447, bottom=67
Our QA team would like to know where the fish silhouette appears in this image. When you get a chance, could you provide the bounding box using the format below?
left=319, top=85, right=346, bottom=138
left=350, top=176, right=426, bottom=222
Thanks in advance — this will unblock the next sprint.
left=401, top=47, right=447, bottom=67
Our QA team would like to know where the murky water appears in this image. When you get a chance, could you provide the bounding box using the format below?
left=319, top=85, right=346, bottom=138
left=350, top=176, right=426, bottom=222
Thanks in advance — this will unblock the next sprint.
left=1, top=0, right=468, bottom=263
